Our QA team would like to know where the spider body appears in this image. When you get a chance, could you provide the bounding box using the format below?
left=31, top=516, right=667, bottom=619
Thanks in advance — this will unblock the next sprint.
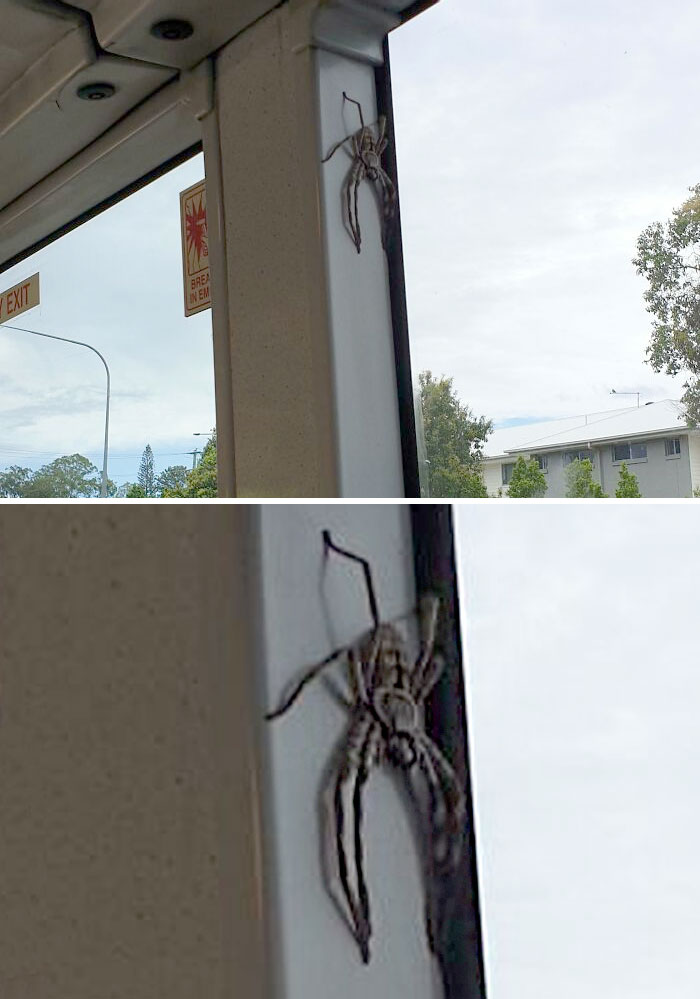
left=266, top=533, right=466, bottom=966
left=322, top=93, right=397, bottom=254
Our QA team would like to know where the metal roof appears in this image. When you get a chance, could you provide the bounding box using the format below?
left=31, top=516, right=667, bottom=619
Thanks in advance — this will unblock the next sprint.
left=484, top=400, right=689, bottom=458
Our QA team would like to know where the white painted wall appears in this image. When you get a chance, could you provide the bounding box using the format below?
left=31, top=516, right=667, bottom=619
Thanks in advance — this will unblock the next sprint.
left=255, top=505, right=441, bottom=999
left=687, top=433, right=700, bottom=492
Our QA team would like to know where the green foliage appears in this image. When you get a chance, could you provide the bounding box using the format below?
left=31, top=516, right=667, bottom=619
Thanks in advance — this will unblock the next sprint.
left=156, top=465, right=189, bottom=495
left=506, top=456, right=547, bottom=497
left=418, top=371, right=492, bottom=498
left=0, top=465, right=32, bottom=498
left=428, top=455, right=488, bottom=498
left=614, top=462, right=642, bottom=498
left=137, top=444, right=156, bottom=497
left=565, top=458, right=607, bottom=498
left=0, top=454, right=114, bottom=498
left=634, top=184, right=700, bottom=424
left=162, top=432, right=217, bottom=498
left=126, top=484, right=146, bottom=498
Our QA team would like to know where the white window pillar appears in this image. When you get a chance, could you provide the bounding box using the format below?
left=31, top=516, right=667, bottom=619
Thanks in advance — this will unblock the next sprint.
left=203, top=0, right=412, bottom=497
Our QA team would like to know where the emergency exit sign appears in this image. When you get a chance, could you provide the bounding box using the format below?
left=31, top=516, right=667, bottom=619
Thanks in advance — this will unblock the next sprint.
left=180, top=180, right=210, bottom=317
left=0, top=273, right=40, bottom=322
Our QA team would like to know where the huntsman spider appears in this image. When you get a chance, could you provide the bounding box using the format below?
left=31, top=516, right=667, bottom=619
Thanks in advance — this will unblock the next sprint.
left=266, top=531, right=466, bottom=964
left=322, top=92, right=397, bottom=254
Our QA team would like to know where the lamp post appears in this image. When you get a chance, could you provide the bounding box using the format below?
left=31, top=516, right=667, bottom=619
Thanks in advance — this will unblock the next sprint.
left=610, top=388, right=640, bottom=408
left=1, top=324, right=111, bottom=497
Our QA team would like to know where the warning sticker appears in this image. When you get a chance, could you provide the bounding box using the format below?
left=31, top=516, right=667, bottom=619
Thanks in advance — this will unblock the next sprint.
left=0, top=273, right=40, bottom=323
left=180, top=180, right=210, bottom=317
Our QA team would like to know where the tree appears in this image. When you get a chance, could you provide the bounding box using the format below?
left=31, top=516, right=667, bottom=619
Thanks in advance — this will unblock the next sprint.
left=125, top=484, right=146, bottom=498
left=418, top=371, right=492, bottom=498
left=428, top=455, right=488, bottom=498
left=156, top=465, right=188, bottom=496
left=634, top=183, right=700, bottom=424
left=24, top=454, right=105, bottom=498
left=565, top=458, right=607, bottom=498
left=0, top=465, right=32, bottom=498
left=137, top=444, right=156, bottom=497
left=162, top=432, right=217, bottom=498
left=614, top=462, right=641, bottom=498
left=507, top=456, right=547, bottom=497
left=0, top=455, right=115, bottom=498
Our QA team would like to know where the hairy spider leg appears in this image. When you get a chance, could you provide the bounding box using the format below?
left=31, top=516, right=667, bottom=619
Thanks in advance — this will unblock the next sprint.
left=375, top=114, right=388, bottom=153
left=265, top=646, right=348, bottom=720
left=412, top=733, right=466, bottom=956
left=410, top=595, right=440, bottom=701
left=345, top=156, right=363, bottom=253
left=352, top=722, right=382, bottom=962
left=331, top=712, right=379, bottom=962
left=417, top=733, right=466, bottom=874
left=413, top=742, right=445, bottom=953
left=323, top=529, right=380, bottom=632
left=372, top=166, right=397, bottom=251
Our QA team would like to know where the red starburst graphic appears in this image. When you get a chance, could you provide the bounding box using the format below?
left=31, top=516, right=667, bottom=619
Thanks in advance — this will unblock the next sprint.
left=185, top=195, right=208, bottom=270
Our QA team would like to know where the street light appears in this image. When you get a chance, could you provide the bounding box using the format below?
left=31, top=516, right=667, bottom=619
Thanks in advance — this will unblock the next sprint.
left=610, top=388, right=640, bottom=408
left=1, top=324, right=111, bottom=497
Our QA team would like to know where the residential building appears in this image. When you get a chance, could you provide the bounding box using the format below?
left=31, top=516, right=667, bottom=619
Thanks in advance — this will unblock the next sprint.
left=482, top=400, right=699, bottom=497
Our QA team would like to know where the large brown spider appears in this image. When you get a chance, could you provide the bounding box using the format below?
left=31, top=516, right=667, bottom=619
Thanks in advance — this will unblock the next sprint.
left=266, top=531, right=465, bottom=965
left=322, top=92, right=397, bottom=254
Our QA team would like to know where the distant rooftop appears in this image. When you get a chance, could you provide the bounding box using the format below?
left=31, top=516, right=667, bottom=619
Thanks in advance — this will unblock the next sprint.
left=483, top=400, right=688, bottom=458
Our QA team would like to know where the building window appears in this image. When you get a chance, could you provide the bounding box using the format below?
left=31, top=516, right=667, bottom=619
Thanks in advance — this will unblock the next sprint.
left=502, top=462, right=515, bottom=485
left=564, top=450, right=594, bottom=466
left=613, top=441, right=647, bottom=462
left=665, top=438, right=681, bottom=457
left=532, top=454, right=548, bottom=472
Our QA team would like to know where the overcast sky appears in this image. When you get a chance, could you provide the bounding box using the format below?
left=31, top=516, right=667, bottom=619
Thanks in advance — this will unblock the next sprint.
left=456, top=504, right=699, bottom=999
left=0, top=153, right=214, bottom=488
left=390, top=0, right=698, bottom=424
left=2, top=0, right=700, bottom=481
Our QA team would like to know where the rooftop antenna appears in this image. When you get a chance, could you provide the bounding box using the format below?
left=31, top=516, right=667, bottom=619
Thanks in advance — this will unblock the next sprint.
left=610, top=388, right=640, bottom=408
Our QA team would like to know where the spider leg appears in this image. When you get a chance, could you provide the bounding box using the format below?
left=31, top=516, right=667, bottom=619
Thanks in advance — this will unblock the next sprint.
left=351, top=722, right=381, bottom=960
left=342, top=91, right=366, bottom=129
left=322, top=712, right=380, bottom=962
left=353, top=170, right=363, bottom=253
left=322, top=133, right=354, bottom=163
left=412, top=741, right=444, bottom=953
left=373, top=166, right=397, bottom=251
left=265, top=646, right=348, bottom=720
left=375, top=115, right=388, bottom=153
left=323, top=530, right=380, bottom=632
left=344, top=162, right=363, bottom=254
left=413, top=734, right=466, bottom=953
left=418, top=733, right=466, bottom=873
left=321, top=674, right=354, bottom=711
left=410, top=594, right=441, bottom=701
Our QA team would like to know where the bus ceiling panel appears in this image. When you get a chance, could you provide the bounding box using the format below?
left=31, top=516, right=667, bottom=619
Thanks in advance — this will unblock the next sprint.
left=0, top=50, right=175, bottom=214
left=0, top=66, right=207, bottom=273
left=0, top=0, right=91, bottom=96
left=72, top=0, right=281, bottom=71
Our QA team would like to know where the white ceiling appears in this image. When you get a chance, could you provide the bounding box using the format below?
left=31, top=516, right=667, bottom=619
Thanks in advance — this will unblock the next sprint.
left=0, top=0, right=432, bottom=270
left=0, top=0, right=278, bottom=227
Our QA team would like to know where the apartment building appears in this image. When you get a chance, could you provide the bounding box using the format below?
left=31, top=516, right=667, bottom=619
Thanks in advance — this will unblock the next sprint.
left=482, top=400, right=699, bottom=497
